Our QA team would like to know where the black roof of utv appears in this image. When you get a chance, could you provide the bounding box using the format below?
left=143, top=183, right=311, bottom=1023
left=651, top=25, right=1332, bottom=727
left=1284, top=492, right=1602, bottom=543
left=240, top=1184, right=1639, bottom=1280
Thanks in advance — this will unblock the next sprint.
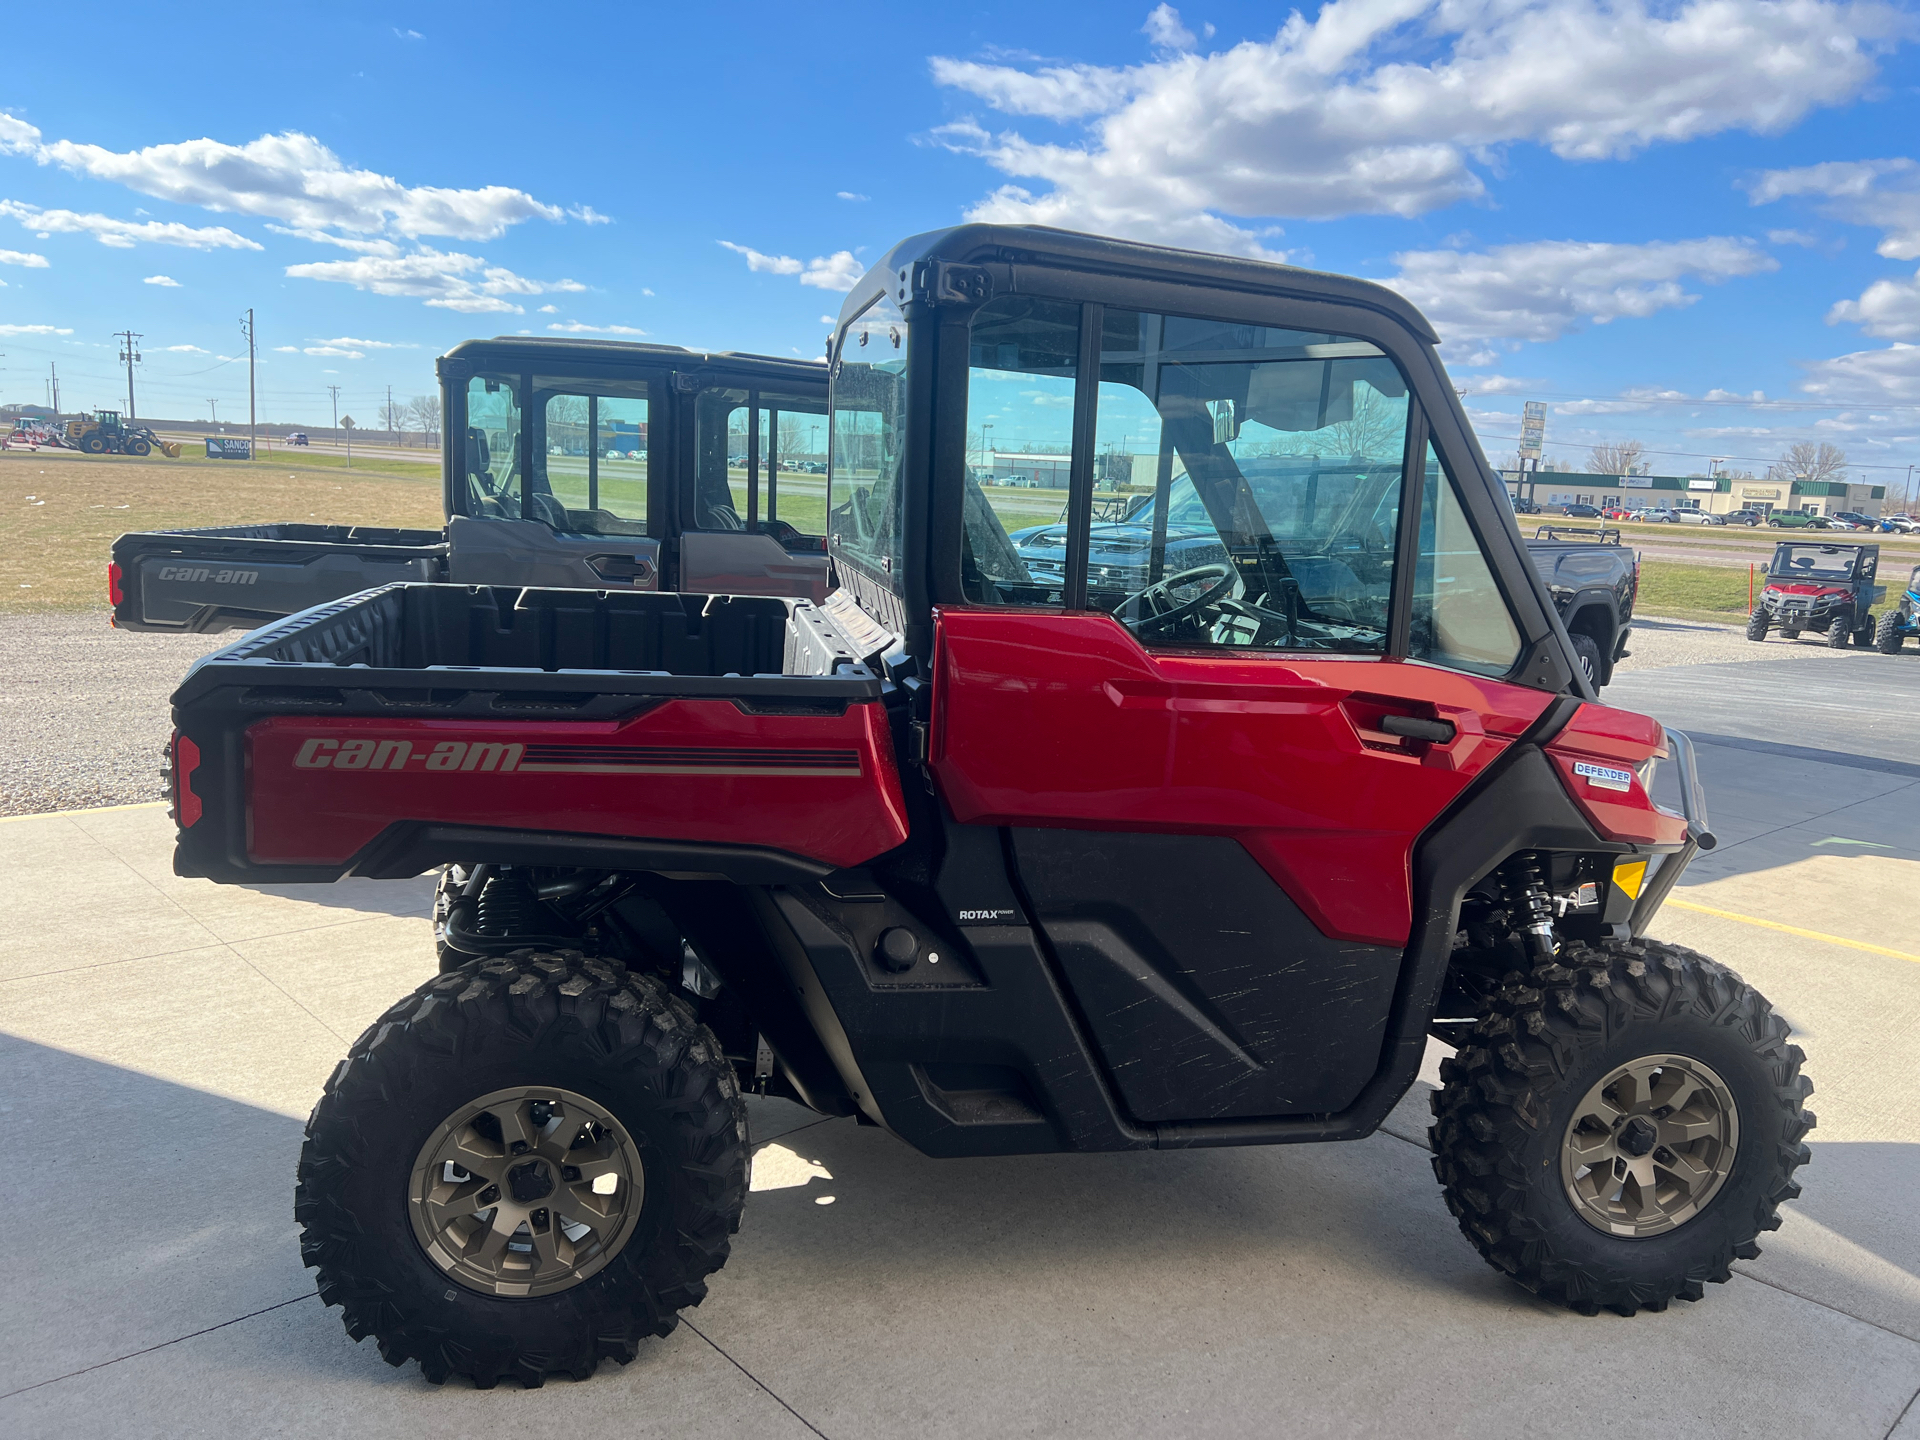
left=439, top=335, right=827, bottom=386
left=834, top=223, right=1443, bottom=344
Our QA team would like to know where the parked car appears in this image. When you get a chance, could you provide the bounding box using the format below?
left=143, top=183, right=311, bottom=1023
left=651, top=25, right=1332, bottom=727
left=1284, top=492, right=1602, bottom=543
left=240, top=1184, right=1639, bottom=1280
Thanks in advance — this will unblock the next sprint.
left=1637, top=507, right=1681, bottom=523
left=1725, top=508, right=1766, bottom=526
left=1676, top=508, right=1724, bottom=525
left=1885, top=514, right=1920, bottom=533
left=1558, top=502, right=1601, bottom=517
left=1768, top=510, right=1831, bottom=529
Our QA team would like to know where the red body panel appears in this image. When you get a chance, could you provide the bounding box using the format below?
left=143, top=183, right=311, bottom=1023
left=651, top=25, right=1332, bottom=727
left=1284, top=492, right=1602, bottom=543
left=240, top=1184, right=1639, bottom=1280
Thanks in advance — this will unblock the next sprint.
left=245, top=699, right=909, bottom=870
left=929, top=609, right=1556, bottom=947
left=1765, top=583, right=1849, bottom=599
left=1543, top=702, right=1688, bottom=847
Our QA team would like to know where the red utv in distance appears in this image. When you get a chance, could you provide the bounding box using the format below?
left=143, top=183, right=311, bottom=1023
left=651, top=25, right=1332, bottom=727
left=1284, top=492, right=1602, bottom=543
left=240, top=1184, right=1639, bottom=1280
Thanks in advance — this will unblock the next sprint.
left=166, top=225, right=1812, bottom=1388
left=1746, top=541, right=1881, bottom=647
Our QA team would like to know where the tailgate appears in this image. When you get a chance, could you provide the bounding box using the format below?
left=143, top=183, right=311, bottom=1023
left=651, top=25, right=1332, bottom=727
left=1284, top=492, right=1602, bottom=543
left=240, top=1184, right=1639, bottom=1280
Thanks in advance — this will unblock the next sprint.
left=112, top=524, right=446, bottom=633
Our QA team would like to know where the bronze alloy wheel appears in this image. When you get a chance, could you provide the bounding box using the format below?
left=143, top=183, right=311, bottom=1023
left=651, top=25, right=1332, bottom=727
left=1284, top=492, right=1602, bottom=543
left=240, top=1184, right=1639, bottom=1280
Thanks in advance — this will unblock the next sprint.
left=409, top=1085, right=645, bottom=1298
left=1560, top=1055, right=1739, bottom=1237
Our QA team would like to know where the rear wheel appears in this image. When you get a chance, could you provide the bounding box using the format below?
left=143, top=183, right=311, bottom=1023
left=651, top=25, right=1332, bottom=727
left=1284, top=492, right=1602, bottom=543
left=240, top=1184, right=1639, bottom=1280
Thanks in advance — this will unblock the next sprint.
left=431, top=864, right=468, bottom=971
left=1828, top=615, right=1851, bottom=649
left=1744, top=608, right=1770, bottom=642
left=1853, top=613, right=1876, bottom=648
left=1878, top=611, right=1907, bottom=655
left=1430, top=939, right=1813, bottom=1315
left=296, top=952, right=749, bottom=1387
left=1570, top=633, right=1604, bottom=686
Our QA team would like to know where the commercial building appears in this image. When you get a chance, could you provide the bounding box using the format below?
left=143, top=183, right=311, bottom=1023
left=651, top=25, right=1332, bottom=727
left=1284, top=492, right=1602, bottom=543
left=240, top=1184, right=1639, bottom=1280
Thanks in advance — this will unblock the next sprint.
left=1502, top=470, right=1888, bottom=518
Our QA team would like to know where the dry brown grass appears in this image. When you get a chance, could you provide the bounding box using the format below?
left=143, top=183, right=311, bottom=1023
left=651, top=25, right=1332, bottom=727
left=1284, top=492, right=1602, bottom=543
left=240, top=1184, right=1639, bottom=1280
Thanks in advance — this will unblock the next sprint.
left=1, top=449, right=443, bottom=613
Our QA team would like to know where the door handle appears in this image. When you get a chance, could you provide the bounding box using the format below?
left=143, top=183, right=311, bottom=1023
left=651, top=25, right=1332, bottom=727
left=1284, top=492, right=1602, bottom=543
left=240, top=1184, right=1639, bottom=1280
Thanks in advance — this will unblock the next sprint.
left=1379, top=715, right=1456, bottom=743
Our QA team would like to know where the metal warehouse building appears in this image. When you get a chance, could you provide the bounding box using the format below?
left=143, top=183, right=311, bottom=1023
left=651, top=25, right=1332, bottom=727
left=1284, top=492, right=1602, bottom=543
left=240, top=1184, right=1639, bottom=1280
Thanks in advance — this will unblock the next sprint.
left=1501, top=470, right=1889, bottom=519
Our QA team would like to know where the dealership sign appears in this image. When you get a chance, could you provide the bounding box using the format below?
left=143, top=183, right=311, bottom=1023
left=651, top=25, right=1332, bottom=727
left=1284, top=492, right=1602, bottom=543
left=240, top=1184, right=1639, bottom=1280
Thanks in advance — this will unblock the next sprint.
left=1688, top=479, right=1717, bottom=490
left=205, top=437, right=251, bottom=460
left=1621, top=475, right=1653, bottom=489
left=1741, top=486, right=1781, bottom=499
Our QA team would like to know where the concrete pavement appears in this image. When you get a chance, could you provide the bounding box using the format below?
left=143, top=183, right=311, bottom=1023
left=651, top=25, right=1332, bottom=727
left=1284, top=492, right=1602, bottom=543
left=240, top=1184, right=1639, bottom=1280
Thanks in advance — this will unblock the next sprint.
left=3, top=664, right=1919, bottom=1434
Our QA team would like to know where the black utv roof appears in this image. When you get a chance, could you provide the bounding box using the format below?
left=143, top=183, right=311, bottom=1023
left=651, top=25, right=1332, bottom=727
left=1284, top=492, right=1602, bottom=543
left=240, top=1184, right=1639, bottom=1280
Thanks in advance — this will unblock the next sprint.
left=835, top=223, right=1442, bottom=345
left=438, top=335, right=826, bottom=386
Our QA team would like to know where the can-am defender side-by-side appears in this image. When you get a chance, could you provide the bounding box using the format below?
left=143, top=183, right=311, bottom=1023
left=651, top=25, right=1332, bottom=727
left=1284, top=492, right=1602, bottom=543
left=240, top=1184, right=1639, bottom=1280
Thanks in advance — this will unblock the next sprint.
left=1746, top=541, right=1882, bottom=647
left=167, top=226, right=1812, bottom=1388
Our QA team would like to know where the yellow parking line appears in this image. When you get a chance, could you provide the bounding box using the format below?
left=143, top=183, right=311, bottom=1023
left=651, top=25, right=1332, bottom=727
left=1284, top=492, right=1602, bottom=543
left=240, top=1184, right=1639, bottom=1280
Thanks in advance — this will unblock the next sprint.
left=1666, top=898, right=1920, bottom=965
left=0, top=801, right=166, bottom=825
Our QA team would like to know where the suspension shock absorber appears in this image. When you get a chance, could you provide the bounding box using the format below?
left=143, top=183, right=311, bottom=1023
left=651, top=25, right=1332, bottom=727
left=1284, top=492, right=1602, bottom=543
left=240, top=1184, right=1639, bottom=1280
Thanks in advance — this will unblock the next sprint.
left=1506, top=852, right=1558, bottom=959
left=475, top=871, right=542, bottom=937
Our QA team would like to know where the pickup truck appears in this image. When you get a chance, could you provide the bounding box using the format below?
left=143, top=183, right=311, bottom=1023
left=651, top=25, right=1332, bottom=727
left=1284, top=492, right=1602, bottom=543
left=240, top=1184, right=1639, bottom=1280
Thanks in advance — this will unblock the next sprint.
left=110, top=338, right=830, bottom=632
left=166, top=224, right=1808, bottom=1389
left=1529, top=524, right=1638, bottom=686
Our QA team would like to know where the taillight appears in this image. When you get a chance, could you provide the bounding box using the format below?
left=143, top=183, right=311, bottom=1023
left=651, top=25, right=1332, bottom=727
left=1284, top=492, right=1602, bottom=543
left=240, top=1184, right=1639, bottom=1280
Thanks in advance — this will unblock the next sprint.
left=173, top=733, right=202, bottom=827
left=1545, top=703, right=1686, bottom=846
left=107, top=561, right=123, bottom=607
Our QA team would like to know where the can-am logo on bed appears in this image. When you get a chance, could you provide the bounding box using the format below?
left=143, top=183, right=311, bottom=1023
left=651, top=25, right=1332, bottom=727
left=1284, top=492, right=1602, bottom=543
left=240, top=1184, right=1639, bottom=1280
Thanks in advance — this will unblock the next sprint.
left=287, top=738, right=862, bottom=778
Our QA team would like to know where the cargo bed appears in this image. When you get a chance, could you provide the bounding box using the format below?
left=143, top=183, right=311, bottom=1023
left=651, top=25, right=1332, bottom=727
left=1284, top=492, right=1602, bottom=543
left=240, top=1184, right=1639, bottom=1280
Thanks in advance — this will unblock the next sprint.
left=111, top=523, right=449, bottom=633
left=169, top=584, right=902, bottom=885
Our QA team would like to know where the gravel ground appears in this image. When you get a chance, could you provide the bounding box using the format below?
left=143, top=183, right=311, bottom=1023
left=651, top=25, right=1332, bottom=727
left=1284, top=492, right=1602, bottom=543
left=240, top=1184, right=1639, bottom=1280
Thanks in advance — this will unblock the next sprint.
left=0, top=607, right=1887, bottom=817
left=0, top=614, right=224, bottom=816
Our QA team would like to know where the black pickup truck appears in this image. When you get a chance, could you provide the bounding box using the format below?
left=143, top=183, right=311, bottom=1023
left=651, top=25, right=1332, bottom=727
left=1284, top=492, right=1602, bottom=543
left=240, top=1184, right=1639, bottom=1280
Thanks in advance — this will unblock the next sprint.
left=110, top=338, right=830, bottom=633
left=1528, top=524, right=1638, bottom=686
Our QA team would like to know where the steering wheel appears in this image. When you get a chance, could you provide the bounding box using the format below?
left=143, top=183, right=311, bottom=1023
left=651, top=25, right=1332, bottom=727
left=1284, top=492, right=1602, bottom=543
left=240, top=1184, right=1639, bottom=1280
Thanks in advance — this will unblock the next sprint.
left=1117, top=563, right=1236, bottom=636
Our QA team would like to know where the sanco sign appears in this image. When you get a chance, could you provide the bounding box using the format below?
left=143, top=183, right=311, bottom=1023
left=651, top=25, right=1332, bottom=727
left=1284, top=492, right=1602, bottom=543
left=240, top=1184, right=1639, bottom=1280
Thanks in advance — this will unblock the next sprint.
left=205, top=437, right=251, bottom=460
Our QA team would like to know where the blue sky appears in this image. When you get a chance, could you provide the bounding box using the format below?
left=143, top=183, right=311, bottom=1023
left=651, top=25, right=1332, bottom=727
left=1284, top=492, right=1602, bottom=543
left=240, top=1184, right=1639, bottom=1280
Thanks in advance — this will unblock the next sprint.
left=3, top=0, right=1920, bottom=498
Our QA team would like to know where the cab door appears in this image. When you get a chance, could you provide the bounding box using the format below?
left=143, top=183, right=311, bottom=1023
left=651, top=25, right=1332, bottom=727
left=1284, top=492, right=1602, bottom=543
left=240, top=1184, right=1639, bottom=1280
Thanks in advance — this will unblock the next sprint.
left=929, top=297, right=1555, bottom=1124
left=678, top=377, right=830, bottom=600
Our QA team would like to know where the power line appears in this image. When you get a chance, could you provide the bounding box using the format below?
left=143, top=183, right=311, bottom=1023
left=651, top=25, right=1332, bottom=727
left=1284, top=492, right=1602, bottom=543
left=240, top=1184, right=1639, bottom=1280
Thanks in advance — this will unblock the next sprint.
left=113, top=330, right=143, bottom=420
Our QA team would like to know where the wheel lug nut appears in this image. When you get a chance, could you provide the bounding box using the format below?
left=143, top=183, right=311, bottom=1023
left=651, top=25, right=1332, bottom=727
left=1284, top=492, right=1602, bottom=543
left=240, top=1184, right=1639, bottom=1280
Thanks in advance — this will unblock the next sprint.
left=562, top=1166, right=581, bottom=1182
left=479, top=1185, right=500, bottom=1205
left=510, top=1140, right=530, bottom=1154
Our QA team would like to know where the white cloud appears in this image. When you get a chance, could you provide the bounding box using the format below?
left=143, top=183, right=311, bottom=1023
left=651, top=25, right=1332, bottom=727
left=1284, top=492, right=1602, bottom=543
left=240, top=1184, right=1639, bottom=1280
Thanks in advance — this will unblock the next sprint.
left=161, top=343, right=206, bottom=352
left=0, top=323, right=71, bottom=336
left=0, top=247, right=48, bottom=267
left=143, top=274, right=180, bottom=286
left=309, top=335, right=416, bottom=350
left=537, top=304, right=559, bottom=313
left=1704, top=388, right=1768, bottom=402
left=547, top=321, right=648, bottom=335
left=304, top=345, right=367, bottom=359
left=568, top=205, right=611, bottom=224
left=16, top=125, right=562, bottom=242
left=930, top=0, right=1901, bottom=255
left=284, top=247, right=585, bottom=312
left=1458, top=375, right=1544, bottom=396
left=273, top=345, right=299, bottom=353
left=1827, top=271, right=1920, bottom=337
left=641, top=287, right=655, bottom=297
left=394, top=27, right=423, bottom=39
left=265, top=225, right=402, bottom=256
left=1766, top=228, right=1821, bottom=247
left=1143, top=4, right=1210, bottom=52
left=1748, top=158, right=1920, bottom=258
left=1799, top=342, right=1920, bottom=402
left=820, top=314, right=836, bottom=325
left=837, top=191, right=870, bottom=202
left=1381, top=237, right=1777, bottom=356
left=719, top=241, right=864, bottom=291
left=0, top=200, right=260, bottom=250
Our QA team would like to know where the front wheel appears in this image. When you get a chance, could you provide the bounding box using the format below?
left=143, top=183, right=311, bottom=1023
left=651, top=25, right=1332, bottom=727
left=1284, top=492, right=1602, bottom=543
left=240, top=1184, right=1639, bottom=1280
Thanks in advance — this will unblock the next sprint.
left=1745, top=608, right=1770, bottom=642
left=1853, top=613, right=1876, bottom=649
left=1828, top=615, right=1851, bottom=649
left=1878, top=610, right=1907, bottom=655
left=1570, top=633, right=1604, bottom=686
left=1430, top=940, right=1813, bottom=1315
left=296, top=953, right=749, bottom=1386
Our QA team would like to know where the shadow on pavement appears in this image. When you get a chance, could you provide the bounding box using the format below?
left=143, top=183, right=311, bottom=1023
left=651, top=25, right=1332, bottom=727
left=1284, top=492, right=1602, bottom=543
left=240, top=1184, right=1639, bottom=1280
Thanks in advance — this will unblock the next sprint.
left=234, top=875, right=437, bottom=920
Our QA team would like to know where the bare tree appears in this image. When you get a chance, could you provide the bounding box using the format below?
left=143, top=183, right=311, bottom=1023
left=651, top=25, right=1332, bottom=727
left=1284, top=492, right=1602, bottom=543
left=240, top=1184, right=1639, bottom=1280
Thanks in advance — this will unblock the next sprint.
left=1767, top=440, right=1846, bottom=484
left=1587, top=440, right=1645, bottom=476
left=378, top=400, right=407, bottom=439
left=1329, top=386, right=1403, bottom=459
left=406, top=394, right=442, bottom=448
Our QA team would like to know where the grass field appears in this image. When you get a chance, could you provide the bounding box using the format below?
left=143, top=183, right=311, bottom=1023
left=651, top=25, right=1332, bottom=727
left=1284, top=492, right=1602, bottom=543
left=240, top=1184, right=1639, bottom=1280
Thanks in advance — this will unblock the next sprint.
left=1634, top=561, right=1761, bottom=624
left=2, top=449, right=442, bottom=613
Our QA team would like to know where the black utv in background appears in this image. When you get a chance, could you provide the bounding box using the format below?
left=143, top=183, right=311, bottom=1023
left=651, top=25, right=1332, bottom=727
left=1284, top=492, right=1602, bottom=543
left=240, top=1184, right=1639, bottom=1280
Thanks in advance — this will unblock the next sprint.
left=110, top=339, right=830, bottom=633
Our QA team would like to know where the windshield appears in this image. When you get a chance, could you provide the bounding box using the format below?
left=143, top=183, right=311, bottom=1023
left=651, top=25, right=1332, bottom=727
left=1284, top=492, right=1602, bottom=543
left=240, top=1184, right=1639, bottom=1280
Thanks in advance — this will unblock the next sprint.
left=828, top=294, right=909, bottom=592
left=1771, top=544, right=1861, bottom=580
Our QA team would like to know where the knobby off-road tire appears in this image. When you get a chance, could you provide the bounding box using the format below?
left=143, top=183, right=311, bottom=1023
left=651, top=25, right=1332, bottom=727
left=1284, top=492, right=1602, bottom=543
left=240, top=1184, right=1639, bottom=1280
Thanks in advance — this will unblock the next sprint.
left=1570, top=633, right=1604, bottom=687
left=1430, top=938, right=1813, bottom=1316
left=296, top=952, right=749, bottom=1387
left=1878, top=610, right=1907, bottom=655
left=1828, top=615, right=1852, bottom=649
left=1744, top=608, right=1770, bottom=642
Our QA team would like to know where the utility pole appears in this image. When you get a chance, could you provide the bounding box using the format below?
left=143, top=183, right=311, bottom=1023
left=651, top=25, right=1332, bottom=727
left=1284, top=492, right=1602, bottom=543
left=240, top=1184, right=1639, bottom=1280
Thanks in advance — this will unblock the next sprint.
left=239, top=309, right=256, bottom=460
left=207, top=398, right=219, bottom=428
left=327, top=385, right=342, bottom=448
left=114, top=330, right=143, bottom=419
left=47, top=361, right=60, bottom=419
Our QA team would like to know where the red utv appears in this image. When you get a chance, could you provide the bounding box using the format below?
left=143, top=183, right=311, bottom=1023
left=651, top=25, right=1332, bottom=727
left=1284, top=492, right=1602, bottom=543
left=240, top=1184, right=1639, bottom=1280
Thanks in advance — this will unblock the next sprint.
left=167, top=225, right=1812, bottom=1388
left=1746, top=541, right=1881, bottom=647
